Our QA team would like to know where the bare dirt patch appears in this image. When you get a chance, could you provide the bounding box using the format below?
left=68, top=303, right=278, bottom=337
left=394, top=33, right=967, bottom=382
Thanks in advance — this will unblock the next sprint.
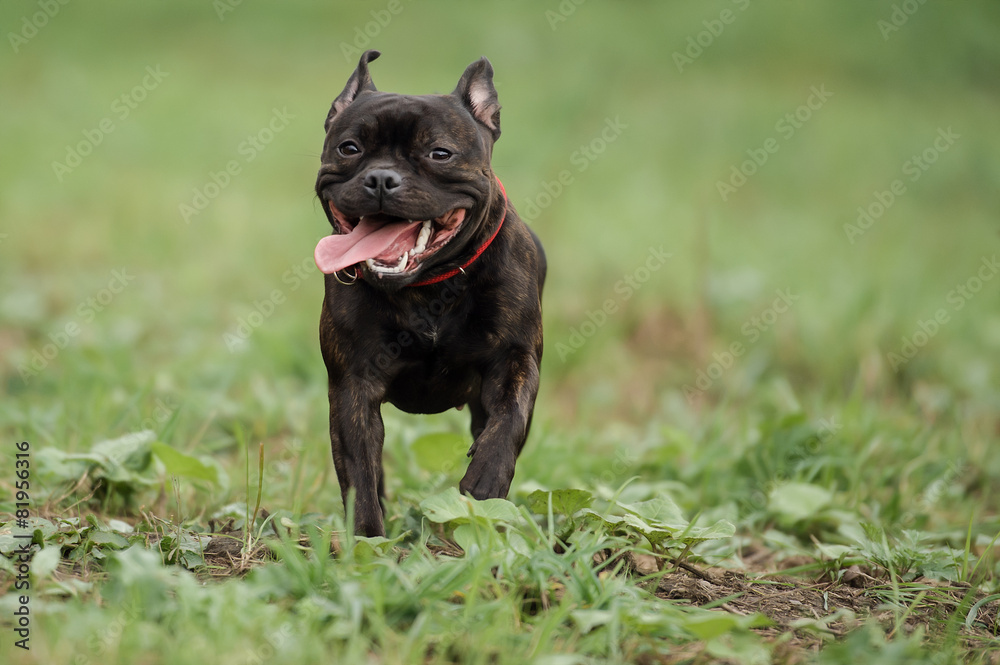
left=622, top=552, right=1000, bottom=659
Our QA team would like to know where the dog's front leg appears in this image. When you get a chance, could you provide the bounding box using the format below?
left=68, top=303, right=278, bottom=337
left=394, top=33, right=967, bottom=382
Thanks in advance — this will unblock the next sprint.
left=328, top=381, right=386, bottom=537
left=459, top=348, right=540, bottom=500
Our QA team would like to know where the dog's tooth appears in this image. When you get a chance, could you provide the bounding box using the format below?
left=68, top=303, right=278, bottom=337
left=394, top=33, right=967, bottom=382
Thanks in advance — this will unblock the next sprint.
left=367, top=253, right=409, bottom=275
left=413, top=220, right=432, bottom=255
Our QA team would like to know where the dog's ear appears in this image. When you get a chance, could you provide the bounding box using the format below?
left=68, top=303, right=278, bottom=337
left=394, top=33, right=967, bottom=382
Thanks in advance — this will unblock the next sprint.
left=326, top=50, right=380, bottom=131
left=453, top=57, right=501, bottom=141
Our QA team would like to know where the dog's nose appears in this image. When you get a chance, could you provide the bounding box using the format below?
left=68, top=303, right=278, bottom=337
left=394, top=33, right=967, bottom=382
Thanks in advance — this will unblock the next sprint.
left=363, top=169, right=403, bottom=198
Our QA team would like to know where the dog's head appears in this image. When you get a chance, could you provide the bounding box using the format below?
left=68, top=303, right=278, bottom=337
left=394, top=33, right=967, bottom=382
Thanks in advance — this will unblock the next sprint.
left=315, top=50, right=503, bottom=286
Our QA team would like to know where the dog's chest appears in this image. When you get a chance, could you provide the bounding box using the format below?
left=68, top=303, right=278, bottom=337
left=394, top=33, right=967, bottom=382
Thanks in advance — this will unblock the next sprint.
left=378, top=308, right=485, bottom=411
left=384, top=344, right=480, bottom=414
left=396, top=316, right=477, bottom=365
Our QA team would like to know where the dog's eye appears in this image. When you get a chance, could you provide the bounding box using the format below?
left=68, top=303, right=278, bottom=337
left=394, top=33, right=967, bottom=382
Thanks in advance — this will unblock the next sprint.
left=429, top=148, right=453, bottom=161
left=338, top=141, right=361, bottom=157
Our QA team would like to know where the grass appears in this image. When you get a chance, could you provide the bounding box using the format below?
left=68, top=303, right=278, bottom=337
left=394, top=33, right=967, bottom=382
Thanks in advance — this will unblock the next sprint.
left=2, top=1, right=1000, bottom=663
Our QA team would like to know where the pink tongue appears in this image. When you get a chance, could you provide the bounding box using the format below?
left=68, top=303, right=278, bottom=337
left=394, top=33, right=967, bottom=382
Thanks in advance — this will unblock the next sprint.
left=315, top=217, right=421, bottom=274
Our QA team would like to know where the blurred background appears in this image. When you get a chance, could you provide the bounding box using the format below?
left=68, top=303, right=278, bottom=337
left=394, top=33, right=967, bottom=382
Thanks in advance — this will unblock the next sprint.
left=2, top=1, right=999, bottom=517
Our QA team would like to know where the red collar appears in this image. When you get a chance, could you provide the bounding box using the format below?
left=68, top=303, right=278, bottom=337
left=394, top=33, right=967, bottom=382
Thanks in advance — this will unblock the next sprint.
left=409, top=176, right=507, bottom=287
left=340, top=175, right=507, bottom=288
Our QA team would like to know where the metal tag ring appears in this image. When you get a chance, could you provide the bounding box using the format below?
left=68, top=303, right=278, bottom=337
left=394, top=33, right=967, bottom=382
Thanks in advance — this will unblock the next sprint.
left=333, top=267, right=358, bottom=286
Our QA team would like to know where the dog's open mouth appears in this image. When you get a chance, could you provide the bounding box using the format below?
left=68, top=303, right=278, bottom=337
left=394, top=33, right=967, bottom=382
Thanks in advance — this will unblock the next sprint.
left=315, top=201, right=466, bottom=277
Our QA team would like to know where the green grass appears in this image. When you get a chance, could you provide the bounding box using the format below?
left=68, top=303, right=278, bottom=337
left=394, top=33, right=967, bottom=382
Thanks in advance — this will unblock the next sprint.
left=2, top=1, right=1000, bottom=663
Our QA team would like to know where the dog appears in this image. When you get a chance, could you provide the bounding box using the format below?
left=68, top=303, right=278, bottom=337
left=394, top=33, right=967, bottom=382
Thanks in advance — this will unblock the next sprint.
left=314, top=50, right=546, bottom=537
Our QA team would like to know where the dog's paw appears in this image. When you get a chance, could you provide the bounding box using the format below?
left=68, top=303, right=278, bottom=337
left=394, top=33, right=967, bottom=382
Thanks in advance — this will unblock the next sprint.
left=354, top=504, right=387, bottom=538
left=459, top=453, right=513, bottom=500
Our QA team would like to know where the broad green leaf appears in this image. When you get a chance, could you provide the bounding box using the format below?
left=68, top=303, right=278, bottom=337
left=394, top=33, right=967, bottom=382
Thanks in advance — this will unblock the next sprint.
left=619, top=512, right=672, bottom=539
left=35, top=447, right=90, bottom=482
left=52, top=530, right=81, bottom=548
left=581, top=509, right=677, bottom=546
left=618, top=496, right=687, bottom=528
left=473, top=498, right=522, bottom=523
left=581, top=509, right=633, bottom=531
left=151, top=442, right=220, bottom=483
left=683, top=612, right=748, bottom=640
left=89, top=531, right=130, bottom=549
left=506, top=531, right=533, bottom=558
left=454, top=522, right=508, bottom=555
left=91, top=430, right=155, bottom=470
left=352, top=533, right=406, bottom=560
left=0, top=533, right=21, bottom=556
left=526, top=489, right=593, bottom=516
left=420, top=488, right=520, bottom=524
left=86, top=514, right=107, bottom=530
left=37, top=434, right=158, bottom=489
left=571, top=609, right=615, bottom=633
left=768, top=482, right=833, bottom=522
left=582, top=508, right=733, bottom=547
left=704, top=629, right=772, bottom=663
left=29, top=517, right=58, bottom=544
left=103, top=545, right=186, bottom=609
left=683, top=519, right=737, bottom=542
left=160, top=531, right=208, bottom=555
left=421, top=488, right=475, bottom=523
left=410, top=432, right=467, bottom=473
left=581, top=509, right=623, bottom=529
left=30, top=545, right=61, bottom=579
left=49, top=578, right=94, bottom=598
left=453, top=524, right=481, bottom=556
left=107, top=519, right=134, bottom=533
